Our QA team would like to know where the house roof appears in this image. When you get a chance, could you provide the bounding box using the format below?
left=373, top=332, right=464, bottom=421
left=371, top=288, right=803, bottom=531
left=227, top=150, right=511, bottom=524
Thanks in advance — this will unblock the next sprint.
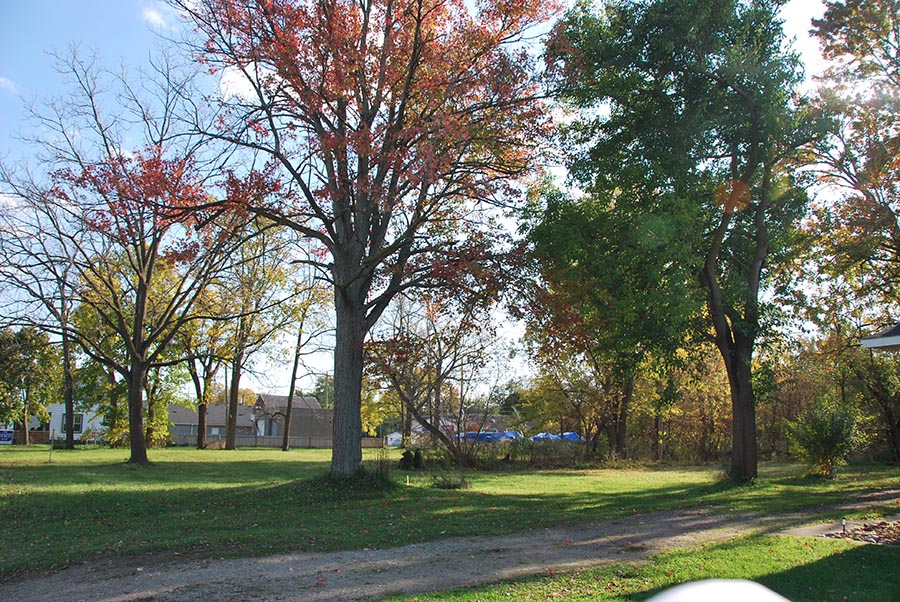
left=861, top=322, right=900, bottom=350
left=255, top=393, right=322, bottom=412
left=168, top=404, right=256, bottom=427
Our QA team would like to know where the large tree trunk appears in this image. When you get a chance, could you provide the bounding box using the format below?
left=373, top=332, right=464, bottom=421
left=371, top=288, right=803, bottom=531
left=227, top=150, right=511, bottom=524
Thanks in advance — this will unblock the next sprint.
left=331, top=287, right=366, bottom=476
left=723, top=337, right=758, bottom=481
left=127, top=361, right=150, bottom=464
left=701, top=224, right=761, bottom=482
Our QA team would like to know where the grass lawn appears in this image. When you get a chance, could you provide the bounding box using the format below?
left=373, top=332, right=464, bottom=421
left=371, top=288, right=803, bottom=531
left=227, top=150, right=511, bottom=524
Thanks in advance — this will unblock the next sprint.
left=388, top=534, right=900, bottom=601
left=1, top=445, right=898, bottom=588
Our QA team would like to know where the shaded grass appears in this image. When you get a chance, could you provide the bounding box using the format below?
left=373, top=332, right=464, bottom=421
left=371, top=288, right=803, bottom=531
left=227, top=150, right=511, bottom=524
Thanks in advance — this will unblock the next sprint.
left=1, top=446, right=898, bottom=582
left=387, top=534, right=900, bottom=601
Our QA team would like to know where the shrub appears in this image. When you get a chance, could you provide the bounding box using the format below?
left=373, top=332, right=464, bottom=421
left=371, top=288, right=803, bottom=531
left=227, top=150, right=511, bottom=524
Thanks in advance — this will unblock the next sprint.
left=788, top=398, right=859, bottom=478
left=398, top=449, right=415, bottom=469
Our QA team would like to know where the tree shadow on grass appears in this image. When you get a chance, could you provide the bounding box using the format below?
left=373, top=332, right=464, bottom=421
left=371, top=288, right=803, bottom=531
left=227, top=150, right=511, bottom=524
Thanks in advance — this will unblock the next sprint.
left=628, top=537, right=900, bottom=602
left=2, top=459, right=897, bottom=582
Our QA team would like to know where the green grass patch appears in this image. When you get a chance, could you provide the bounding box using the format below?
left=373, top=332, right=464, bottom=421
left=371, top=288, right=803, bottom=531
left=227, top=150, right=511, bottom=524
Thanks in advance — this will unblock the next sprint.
left=1, top=446, right=898, bottom=582
left=388, top=535, right=900, bottom=601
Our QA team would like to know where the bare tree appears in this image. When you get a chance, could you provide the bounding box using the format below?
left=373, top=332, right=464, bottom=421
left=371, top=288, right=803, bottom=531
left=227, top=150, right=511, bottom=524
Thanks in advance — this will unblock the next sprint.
left=367, top=295, right=501, bottom=466
left=0, top=51, right=248, bottom=463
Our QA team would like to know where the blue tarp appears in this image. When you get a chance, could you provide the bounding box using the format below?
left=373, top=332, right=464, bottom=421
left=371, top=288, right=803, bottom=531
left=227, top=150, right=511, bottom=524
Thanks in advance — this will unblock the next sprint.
left=531, top=431, right=584, bottom=442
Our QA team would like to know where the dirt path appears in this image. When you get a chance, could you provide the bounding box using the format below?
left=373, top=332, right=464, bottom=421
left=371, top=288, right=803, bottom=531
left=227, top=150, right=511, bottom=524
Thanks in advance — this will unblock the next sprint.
left=4, top=489, right=899, bottom=602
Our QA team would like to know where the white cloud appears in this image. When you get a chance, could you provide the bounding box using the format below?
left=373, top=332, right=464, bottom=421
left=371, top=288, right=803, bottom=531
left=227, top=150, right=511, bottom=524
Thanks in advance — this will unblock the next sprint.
left=141, top=1, right=182, bottom=30
left=142, top=7, right=167, bottom=29
left=0, top=192, right=20, bottom=208
left=219, top=65, right=278, bottom=101
left=219, top=67, right=256, bottom=100
left=0, top=76, right=17, bottom=94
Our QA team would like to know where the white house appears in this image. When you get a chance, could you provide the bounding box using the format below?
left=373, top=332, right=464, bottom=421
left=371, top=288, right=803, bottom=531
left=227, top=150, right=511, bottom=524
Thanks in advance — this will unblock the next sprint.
left=45, top=403, right=106, bottom=440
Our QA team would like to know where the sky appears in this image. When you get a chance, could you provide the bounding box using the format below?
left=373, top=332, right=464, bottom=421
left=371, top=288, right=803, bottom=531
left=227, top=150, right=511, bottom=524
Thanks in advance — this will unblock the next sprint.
left=1, top=0, right=828, bottom=159
left=0, top=0, right=830, bottom=394
left=0, top=0, right=181, bottom=158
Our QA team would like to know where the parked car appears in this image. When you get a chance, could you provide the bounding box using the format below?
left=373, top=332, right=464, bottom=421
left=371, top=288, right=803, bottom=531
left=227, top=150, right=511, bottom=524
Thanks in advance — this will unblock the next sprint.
left=453, top=428, right=524, bottom=443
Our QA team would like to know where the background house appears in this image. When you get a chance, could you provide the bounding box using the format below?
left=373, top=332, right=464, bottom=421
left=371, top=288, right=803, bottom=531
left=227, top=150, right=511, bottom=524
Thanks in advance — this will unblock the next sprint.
left=168, top=404, right=256, bottom=446
left=253, top=394, right=331, bottom=439
left=166, top=395, right=365, bottom=448
left=47, top=403, right=106, bottom=441
left=3, top=403, right=105, bottom=444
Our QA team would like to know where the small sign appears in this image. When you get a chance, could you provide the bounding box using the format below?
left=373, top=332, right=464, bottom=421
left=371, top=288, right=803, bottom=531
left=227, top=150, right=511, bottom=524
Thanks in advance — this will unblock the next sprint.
left=0, top=430, right=13, bottom=444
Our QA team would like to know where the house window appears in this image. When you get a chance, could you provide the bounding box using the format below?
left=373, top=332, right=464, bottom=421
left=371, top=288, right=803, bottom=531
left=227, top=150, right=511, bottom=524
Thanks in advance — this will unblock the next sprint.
left=62, top=413, right=84, bottom=434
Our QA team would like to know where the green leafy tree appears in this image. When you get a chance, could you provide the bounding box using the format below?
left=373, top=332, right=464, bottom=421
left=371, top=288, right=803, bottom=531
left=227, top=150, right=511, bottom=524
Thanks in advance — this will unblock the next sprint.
left=0, top=327, right=60, bottom=443
left=523, top=184, right=699, bottom=458
left=788, top=396, right=859, bottom=478
left=144, top=362, right=191, bottom=448
left=176, top=287, right=230, bottom=449
left=220, top=223, right=306, bottom=450
left=546, top=0, right=825, bottom=480
left=71, top=355, right=129, bottom=445
left=311, top=375, right=335, bottom=411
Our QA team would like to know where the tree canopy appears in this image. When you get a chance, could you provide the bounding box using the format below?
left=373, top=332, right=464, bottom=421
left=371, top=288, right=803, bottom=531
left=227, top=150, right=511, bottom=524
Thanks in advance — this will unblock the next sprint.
left=544, top=0, right=826, bottom=479
left=171, top=0, right=559, bottom=475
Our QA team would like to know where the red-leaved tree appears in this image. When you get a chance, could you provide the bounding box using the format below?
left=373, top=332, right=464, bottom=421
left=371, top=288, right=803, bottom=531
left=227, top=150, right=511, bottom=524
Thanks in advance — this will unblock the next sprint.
left=172, top=0, right=557, bottom=475
left=0, top=53, right=249, bottom=464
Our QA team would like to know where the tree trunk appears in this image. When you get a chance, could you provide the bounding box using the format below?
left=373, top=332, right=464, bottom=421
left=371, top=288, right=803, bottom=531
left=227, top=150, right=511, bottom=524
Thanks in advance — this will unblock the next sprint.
left=331, top=288, right=366, bottom=476
left=226, top=355, right=242, bottom=450
left=403, top=406, right=413, bottom=447
left=197, top=401, right=208, bottom=448
left=22, top=393, right=29, bottom=446
left=62, top=330, right=75, bottom=450
left=146, top=399, right=156, bottom=446
left=127, top=361, right=149, bottom=464
left=701, top=250, right=760, bottom=481
left=725, top=340, right=758, bottom=481
left=283, top=323, right=305, bottom=451
left=881, top=406, right=900, bottom=463
left=614, top=377, right=633, bottom=459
